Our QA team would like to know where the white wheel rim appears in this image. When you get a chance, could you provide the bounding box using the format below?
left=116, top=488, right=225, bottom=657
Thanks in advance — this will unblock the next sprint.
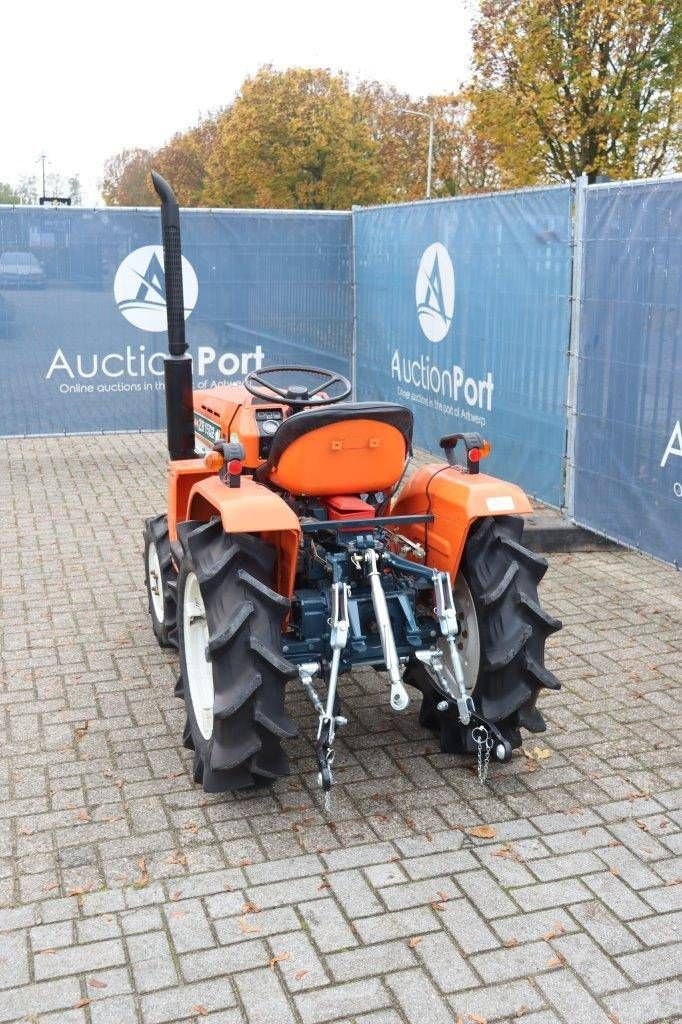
left=438, top=573, right=480, bottom=695
left=147, top=541, right=165, bottom=622
left=183, top=572, right=215, bottom=741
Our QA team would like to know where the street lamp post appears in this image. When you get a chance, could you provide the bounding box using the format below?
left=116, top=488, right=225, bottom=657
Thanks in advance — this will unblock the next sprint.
left=400, top=109, right=434, bottom=199
left=37, top=153, right=47, bottom=202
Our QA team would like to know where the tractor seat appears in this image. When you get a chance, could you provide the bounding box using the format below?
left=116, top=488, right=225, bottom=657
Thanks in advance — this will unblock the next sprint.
left=254, top=402, right=414, bottom=496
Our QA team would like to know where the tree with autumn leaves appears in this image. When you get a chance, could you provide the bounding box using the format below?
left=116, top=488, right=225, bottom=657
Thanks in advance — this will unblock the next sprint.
left=102, top=70, right=499, bottom=208
left=102, top=2, right=680, bottom=208
left=469, top=0, right=681, bottom=184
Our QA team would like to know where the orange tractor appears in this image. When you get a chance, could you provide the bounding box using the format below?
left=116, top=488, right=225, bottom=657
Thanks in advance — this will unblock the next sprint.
left=144, top=174, right=561, bottom=796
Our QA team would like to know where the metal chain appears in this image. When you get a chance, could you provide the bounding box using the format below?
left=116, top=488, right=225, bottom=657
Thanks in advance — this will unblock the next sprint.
left=473, top=726, right=492, bottom=785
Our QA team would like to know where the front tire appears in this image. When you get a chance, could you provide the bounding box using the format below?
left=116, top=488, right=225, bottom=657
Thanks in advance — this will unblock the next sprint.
left=143, top=514, right=178, bottom=649
left=176, top=519, right=298, bottom=793
left=408, top=515, right=561, bottom=753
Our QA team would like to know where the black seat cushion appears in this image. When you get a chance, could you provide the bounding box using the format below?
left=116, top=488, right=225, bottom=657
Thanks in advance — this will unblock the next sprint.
left=254, top=402, right=413, bottom=482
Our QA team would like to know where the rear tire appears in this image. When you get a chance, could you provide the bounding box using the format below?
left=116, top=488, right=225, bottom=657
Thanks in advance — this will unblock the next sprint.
left=176, top=519, right=298, bottom=793
left=407, top=515, right=561, bottom=754
left=143, top=514, right=178, bottom=649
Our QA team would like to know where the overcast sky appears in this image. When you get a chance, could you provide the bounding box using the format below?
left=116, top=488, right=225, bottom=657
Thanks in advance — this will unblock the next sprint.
left=1, top=0, right=474, bottom=205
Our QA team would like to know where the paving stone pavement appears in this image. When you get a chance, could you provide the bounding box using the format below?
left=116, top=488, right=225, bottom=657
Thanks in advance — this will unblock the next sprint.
left=0, top=433, right=680, bottom=1024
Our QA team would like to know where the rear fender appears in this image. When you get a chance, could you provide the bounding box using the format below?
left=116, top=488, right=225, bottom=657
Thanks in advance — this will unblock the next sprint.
left=390, top=463, right=532, bottom=578
left=186, top=475, right=301, bottom=599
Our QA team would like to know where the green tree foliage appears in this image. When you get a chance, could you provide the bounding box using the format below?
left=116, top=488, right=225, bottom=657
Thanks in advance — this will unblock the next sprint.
left=470, top=0, right=681, bottom=183
left=0, top=182, right=20, bottom=203
left=67, top=175, right=82, bottom=205
left=154, top=123, right=214, bottom=206
left=101, top=148, right=155, bottom=206
left=101, top=18, right=680, bottom=210
left=203, top=68, right=384, bottom=209
left=356, top=84, right=499, bottom=200
left=102, top=70, right=498, bottom=208
left=1, top=172, right=81, bottom=205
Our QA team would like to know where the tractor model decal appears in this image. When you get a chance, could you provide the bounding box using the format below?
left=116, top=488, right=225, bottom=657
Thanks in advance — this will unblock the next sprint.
left=194, top=411, right=221, bottom=448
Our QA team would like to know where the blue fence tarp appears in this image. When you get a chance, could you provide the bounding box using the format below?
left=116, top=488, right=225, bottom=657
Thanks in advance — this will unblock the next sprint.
left=0, top=206, right=353, bottom=435
left=573, top=179, right=681, bottom=565
left=353, top=187, right=574, bottom=506
left=2, top=178, right=680, bottom=565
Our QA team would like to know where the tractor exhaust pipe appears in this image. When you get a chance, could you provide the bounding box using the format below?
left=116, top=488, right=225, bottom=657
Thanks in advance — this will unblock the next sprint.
left=151, top=171, right=196, bottom=461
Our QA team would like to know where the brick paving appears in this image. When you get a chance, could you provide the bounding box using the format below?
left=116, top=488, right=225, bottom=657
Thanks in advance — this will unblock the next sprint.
left=0, top=432, right=680, bottom=1024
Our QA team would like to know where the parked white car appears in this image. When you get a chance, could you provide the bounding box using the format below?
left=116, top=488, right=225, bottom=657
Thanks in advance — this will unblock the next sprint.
left=0, top=251, right=46, bottom=287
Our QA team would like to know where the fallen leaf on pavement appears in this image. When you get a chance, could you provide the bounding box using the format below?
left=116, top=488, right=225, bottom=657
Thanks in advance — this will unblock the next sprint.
left=66, top=885, right=93, bottom=897
left=190, top=1007, right=208, bottom=1018
left=467, top=825, right=496, bottom=839
left=238, top=916, right=260, bottom=935
left=494, top=845, right=523, bottom=862
left=547, top=955, right=564, bottom=968
left=269, top=952, right=290, bottom=969
left=408, top=936, right=422, bottom=948
left=166, top=850, right=188, bottom=867
left=543, top=922, right=566, bottom=940
left=242, top=901, right=261, bottom=914
left=294, top=969, right=309, bottom=980
left=504, top=937, right=519, bottom=948
left=88, top=978, right=108, bottom=989
left=523, top=746, right=551, bottom=762
left=133, top=858, right=149, bottom=888
left=73, top=999, right=90, bottom=1009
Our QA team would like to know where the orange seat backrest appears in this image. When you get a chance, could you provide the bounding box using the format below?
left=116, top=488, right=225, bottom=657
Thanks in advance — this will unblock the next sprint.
left=266, top=418, right=408, bottom=496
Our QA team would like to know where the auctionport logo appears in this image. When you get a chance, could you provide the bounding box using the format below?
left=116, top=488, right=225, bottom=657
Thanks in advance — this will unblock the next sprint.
left=114, top=245, right=198, bottom=332
left=415, top=242, right=455, bottom=343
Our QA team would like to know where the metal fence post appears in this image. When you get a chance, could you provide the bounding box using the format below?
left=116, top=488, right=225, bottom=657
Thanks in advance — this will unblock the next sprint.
left=565, top=173, right=588, bottom=519
left=350, top=206, right=359, bottom=400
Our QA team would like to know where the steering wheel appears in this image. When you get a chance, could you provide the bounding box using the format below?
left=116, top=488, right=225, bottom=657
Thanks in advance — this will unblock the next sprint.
left=244, top=365, right=352, bottom=409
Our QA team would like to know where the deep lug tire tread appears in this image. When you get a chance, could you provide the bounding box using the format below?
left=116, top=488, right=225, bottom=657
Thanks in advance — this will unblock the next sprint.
left=177, top=519, right=297, bottom=793
left=143, top=514, right=178, bottom=649
left=411, top=515, right=561, bottom=755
